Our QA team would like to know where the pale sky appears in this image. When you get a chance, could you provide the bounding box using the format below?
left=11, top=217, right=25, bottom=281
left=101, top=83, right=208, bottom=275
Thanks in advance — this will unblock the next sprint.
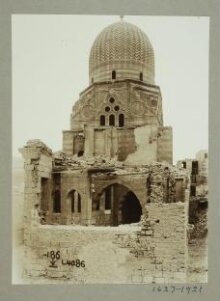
left=12, top=15, right=209, bottom=163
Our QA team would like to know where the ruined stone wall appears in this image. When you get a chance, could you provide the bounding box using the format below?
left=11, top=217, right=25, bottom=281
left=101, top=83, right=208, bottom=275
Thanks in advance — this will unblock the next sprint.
left=44, top=169, right=92, bottom=226
left=19, top=140, right=53, bottom=242
left=125, top=125, right=158, bottom=165
left=117, top=128, right=136, bottom=161
left=188, top=198, right=208, bottom=239
left=157, top=126, right=173, bottom=164
left=89, top=165, right=188, bottom=226
left=60, top=171, right=91, bottom=225
left=23, top=202, right=188, bottom=284
left=63, top=131, right=74, bottom=156
left=63, top=130, right=85, bottom=157
left=91, top=173, right=148, bottom=209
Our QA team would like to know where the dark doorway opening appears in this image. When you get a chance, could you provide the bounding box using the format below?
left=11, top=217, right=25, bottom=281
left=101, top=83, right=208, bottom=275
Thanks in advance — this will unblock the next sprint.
left=120, top=191, right=142, bottom=224
left=190, top=185, right=196, bottom=197
left=53, top=190, right=61, bottom=213
left=192, top=161, right=199, bottom=175
left=78, top=150, right=84, bottom=157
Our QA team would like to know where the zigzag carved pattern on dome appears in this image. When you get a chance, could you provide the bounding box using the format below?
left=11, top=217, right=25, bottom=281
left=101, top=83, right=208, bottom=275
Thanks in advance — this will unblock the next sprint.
left=89, top=22, right=155, bottom=73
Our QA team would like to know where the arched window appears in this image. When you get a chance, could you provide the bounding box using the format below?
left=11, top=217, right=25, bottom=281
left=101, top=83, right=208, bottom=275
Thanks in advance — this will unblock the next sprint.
left=109, top=114, right=115, bottom=126
left=68, top=190, right=81, bottom=213
left=140, top=72, right=143, bottom=81
left=112, top=70, right=116, bottom=80
left=119, top=114, right=124, bottom=127
left=53, top=190, right=61, bottom=213
left=100, top=115, right=105, bottom=126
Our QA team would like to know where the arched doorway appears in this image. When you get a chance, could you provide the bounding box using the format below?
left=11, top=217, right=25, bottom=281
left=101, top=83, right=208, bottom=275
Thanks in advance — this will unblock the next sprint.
left=98, top=183, right=142, bottom=226
left=120, top=191, right=142, bottom=224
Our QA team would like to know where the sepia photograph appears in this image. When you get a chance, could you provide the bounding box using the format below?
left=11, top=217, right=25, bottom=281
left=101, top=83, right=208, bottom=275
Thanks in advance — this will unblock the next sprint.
left=12, top=14, right=209, bottom=284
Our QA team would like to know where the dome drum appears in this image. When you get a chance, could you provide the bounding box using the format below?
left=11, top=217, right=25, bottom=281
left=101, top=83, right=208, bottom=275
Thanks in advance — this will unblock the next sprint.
left=89, top=60, right=154, bottom=84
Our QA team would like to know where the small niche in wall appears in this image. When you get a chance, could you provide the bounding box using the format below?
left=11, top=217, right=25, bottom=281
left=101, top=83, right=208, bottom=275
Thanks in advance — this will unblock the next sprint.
left=140, top=72, right=143, bottom=81
left=112, top=70, right=116, bottom=80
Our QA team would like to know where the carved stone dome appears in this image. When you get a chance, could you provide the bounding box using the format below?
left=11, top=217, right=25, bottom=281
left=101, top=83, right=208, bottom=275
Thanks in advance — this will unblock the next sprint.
left=89, top=21, right=155, bottom=84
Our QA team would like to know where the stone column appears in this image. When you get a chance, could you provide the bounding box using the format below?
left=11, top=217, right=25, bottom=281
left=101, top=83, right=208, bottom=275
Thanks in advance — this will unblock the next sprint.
left=82, top=170, right=92, bottom=225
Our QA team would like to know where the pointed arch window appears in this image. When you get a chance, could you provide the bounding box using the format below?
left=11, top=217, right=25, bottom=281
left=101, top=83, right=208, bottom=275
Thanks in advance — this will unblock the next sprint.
left=109, top=114, right=115, bottom=126
left=119, top=114, right=124, bottom=127
left=68, top=190, right=82, bottom=213
left=100, top=115, right=105, bottom=126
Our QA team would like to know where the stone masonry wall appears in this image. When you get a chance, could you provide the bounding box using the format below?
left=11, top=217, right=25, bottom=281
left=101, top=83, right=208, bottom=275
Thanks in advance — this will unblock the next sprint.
left=24, top=202, right=188, bottom=284
left=19, top=140, right=53, bottom=243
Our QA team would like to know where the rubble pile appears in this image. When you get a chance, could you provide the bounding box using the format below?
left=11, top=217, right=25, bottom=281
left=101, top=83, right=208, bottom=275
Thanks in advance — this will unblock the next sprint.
left=25, top=139, right=52, bottom=155
left=188, top=197, right=208, bottom=239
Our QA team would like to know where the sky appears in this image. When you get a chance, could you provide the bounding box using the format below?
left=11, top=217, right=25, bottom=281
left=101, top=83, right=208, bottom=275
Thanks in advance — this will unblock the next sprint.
left=12, top=15, right=209, bottom=163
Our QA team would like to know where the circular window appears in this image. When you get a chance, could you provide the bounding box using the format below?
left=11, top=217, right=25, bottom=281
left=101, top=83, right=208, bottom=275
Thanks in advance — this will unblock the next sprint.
left=105, top=106, right=111, bottom=112
left=109, top=97, right=115, bottom=103
left=114, top=105, right=120, bottom=111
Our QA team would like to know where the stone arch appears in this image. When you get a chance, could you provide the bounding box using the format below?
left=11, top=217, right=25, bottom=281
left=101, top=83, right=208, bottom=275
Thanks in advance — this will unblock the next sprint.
left=94, top=179, right=145, bottom=209
left=95, top=182, right=143, bottom=226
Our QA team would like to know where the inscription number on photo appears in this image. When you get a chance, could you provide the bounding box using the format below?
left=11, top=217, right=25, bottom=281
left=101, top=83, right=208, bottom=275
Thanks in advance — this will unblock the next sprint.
left=43, top=250, right=85, bottom=268
left=62, top=259, right=85, bottom=267
left=45, top=250, right=61, bottom=260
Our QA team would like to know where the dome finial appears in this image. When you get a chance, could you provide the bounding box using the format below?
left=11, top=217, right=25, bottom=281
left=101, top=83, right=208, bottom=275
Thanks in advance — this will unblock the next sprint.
left=119, top=15, right=124, bottom=22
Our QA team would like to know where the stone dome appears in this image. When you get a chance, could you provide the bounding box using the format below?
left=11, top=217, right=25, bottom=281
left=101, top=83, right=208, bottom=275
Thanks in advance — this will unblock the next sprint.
left=89, top=21, right=155, bottom=84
